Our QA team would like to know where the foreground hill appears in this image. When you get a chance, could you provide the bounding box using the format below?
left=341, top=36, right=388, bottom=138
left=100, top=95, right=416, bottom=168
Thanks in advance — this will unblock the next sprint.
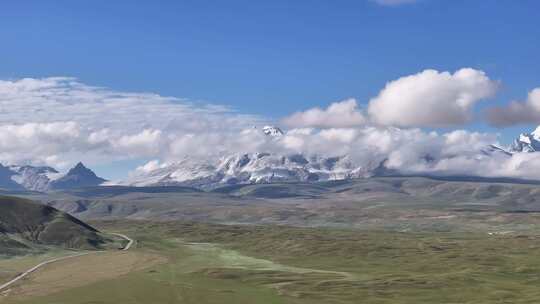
left=0, top=196, right=108, bottom=255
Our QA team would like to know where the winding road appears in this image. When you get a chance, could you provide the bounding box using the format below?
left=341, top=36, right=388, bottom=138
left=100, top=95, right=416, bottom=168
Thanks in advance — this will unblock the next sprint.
left=0, top=233, right=133, bottom=293
left=109, top=233, right=134, bottom=251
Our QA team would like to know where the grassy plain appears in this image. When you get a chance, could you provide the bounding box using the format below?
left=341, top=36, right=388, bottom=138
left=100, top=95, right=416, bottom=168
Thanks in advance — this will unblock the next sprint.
left=2, top=221, right=540, bottom=303
left=0, top=249, right=73, bottom=284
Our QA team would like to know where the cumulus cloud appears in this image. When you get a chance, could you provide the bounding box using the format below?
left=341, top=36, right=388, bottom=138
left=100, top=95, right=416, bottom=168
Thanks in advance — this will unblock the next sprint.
left=486, top=88, right=540, bottom=126
left=368, top=68, right=499, bottom=128
left=282, top=99, right=367, bottom=128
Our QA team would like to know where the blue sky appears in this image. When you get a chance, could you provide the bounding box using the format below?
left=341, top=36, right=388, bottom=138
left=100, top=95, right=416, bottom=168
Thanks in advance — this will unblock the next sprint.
left=1, top=1, right=540, bottom=179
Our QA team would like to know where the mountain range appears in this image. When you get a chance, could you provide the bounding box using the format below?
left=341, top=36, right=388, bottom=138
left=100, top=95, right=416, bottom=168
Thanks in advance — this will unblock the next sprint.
left=116, top=125, right=540, bottom=189
left=0, top=162, right=106, bottom=192
left=509, top=126, right=540, bottom=153
left=121, top=153, right=377, bottom=190
left=2, top=125, right=540, bottom=192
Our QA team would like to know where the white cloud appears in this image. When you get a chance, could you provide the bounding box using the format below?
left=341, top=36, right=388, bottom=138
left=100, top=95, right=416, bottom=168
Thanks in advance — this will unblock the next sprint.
left=131, top=159, right=167, bottom=176
left=0, top=121, right=91, bottom=169
left=486, top=88, right=540, bottom=126
left=0, top=77, right=266, bottom=169
left=114, top=129, right=163, bottom=157
left=0, top=77, right=262, bottom=132
left=368, top=68, right=499, bottom=127
left=117, top=122, right=540, bottom=182
left=443, top=130, right=498, bottom=155
left=371, top=0, right=418, bottom=6
left=282, top=98, right=367, bottom=128
left=266, top=125, right=540, bottom=181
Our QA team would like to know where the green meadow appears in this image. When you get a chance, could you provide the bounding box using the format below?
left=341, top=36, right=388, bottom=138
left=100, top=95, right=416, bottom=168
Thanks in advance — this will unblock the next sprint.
left=3, top=220, right=539, bottom=304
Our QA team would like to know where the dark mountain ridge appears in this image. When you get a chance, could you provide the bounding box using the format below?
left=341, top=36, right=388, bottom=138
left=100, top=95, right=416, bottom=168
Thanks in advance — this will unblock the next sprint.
left=0, top=195, right=107, bottom=255
left=49, top=162, right=107, bottom=190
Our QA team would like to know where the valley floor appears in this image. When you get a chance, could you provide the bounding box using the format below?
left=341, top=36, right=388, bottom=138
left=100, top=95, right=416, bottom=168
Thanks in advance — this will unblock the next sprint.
left=2, top=221, right=540, bottom=303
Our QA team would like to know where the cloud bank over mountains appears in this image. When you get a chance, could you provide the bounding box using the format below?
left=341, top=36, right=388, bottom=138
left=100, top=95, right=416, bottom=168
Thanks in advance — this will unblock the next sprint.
left=1, top=68, right=539, bottom=181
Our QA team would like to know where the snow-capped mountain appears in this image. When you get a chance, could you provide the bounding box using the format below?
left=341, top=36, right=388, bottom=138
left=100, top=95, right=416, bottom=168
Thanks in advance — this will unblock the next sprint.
left=122, top=153, right=380, bottom=189
left=0, top=164, right=25, bottom=190
left=8, top=165, right=61, bottom=192
left=509, top=126, right=540, bottom=153
left=262, top=125, right=284, bottom=137
left=0, top=162, right=106, bottom=192
left=119, top=125, right=384, bottom=189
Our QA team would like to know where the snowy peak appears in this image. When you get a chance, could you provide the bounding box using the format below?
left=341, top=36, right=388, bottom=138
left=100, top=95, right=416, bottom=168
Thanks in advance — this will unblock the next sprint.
left=509, top=127, right=540, bottom=153
left=123, top=158, right=219, bottom=188
left=66, top=162, right=99, bottom=178
left=262, top=125, right=284, bottom=137
left=8, top=165, right=60, bottom=192
left=531, top=126, right=540, bottom=140
left=121, top=153, right=379, bottom=189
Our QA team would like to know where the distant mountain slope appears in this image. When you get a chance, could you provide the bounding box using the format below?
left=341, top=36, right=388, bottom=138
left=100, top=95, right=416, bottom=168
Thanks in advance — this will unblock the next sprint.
left=29, top=177, right=540, bottom=229
left=0, top=164, right=26, bottom=190
left=9, top=165, right=60, bottom=191
left=63, top=185, right=202, bottom=198
left=212, top=183, right=331, bottom=198
left=0, top=196, right=107, bottom=254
